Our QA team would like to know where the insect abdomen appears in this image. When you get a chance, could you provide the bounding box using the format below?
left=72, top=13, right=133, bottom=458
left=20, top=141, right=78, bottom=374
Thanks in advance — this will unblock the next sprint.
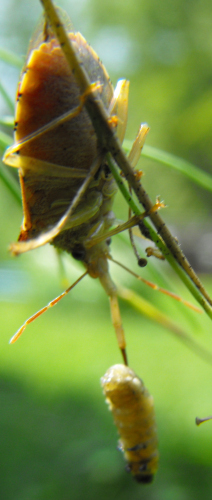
left=101, top=364, right=159, bottom=483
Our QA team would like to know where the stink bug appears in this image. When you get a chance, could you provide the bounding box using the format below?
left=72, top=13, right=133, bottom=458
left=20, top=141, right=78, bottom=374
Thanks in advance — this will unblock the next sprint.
left=2, top=1, right=205, bottom=365
left=3, top=4, right=156, bottom=364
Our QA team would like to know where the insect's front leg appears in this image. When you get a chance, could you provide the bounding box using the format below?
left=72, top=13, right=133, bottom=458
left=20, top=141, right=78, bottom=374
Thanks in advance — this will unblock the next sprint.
left=85, top=199, right=165, bottom=250
left=109, top=79, right=129, bottom=143
left=4, top=82, right=103, bottom=162
left=108, top=79, right=150, bottom=168
left=9, top=156, right=102, bottom=256
left=128, top=124, right=150, bottom=168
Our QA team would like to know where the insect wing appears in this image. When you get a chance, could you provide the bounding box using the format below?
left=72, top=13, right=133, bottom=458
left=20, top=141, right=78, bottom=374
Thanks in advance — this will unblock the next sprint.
left=5, top=10, right=114, bottom=245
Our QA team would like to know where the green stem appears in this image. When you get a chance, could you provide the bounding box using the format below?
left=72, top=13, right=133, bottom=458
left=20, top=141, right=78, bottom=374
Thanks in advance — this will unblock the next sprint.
left=0, top=81, right=14, bottom=113
left=143, top=143, right=212, bottom=193
left=107, top=153, right=212, bottom=319
left=0, top=47, right=23, bottom=68
left=0, top=161, right=21, bottom=206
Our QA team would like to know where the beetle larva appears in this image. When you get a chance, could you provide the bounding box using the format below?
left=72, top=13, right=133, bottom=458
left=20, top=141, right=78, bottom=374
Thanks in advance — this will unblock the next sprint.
left=101, top=364, right=159, bottom=483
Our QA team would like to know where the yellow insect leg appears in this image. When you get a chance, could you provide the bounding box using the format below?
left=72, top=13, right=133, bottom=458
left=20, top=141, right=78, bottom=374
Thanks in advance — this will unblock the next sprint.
left=109, top=79, right=129, bottom=144
left=10, top=271, right=88, bottom=344
left=97, top=265, right=127, bottom=365
left=85, top=199, right=165, bottom=250
left=4, top=81, right=102, bottom=162
left=109, top=294, right=127, bottom=365
left=9, top=156, right=102, bottom=256
left=196, top=416, right=212, bottom=425
left=128, top=124, right=150, bottom=168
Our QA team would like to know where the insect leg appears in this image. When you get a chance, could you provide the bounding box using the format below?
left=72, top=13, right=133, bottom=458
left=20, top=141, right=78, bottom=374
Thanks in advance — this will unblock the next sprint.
left=196, top=416, right=212, bottom=425
left=9, top=155, right=103, bottom=255
left=85, top=199, right=165, bottom=249
left=109, top=294, right=128, bottom=365
left=10, top=271, right=88, bottom=344
left=128, top=124, right=150, bottom=168
left=112, top=257, right=202, bottom=313
left=127, top=124, right=150, bottom=264
left=108, top=79, right=129, bottom=143
left=145, top=246, right=165, bottom=260
left=98, top=268, right=127, bottom=364
left=4, top=84, right=102, bottom=161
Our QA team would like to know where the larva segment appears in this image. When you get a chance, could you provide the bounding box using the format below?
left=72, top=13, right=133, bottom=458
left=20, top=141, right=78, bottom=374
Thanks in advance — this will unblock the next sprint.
left=101, top=364, right=159, bottom=483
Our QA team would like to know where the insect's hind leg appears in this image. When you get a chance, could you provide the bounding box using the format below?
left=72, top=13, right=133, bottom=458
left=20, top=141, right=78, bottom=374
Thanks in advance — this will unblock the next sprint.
left=99, top=269, right=128, bottom=365
left=110, top=293, right=128, bottom=365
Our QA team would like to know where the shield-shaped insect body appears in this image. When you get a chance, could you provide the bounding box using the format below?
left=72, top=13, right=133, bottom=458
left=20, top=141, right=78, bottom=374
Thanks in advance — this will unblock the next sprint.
left=3, top=6, right=150, bottom=362
left=7, top=15, right=120, bottom=255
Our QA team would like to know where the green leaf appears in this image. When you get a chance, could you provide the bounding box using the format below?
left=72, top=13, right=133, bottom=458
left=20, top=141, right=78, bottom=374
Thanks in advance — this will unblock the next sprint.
left=0, top=47, right=23, bottom=68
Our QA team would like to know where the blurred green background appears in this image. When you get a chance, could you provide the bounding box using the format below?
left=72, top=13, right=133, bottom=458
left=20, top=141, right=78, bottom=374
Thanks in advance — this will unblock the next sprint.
left=1, top=0, right=212, bottom=499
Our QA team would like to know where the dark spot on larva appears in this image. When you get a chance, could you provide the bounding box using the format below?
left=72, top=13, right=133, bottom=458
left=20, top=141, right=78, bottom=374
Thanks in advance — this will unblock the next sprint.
left=135, top=473, right=154, bottom=484
left=125, top=464, right=131, bottom=474
left=127, top=442, right=147, bottom=451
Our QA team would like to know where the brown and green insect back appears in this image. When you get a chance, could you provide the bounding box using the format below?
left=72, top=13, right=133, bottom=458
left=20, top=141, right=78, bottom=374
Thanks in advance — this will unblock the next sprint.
left=101, top=364, right=159, bottom=483
left=12, top=23, right=118, bottom=257
left=10, top=16, right=116, bottom=248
